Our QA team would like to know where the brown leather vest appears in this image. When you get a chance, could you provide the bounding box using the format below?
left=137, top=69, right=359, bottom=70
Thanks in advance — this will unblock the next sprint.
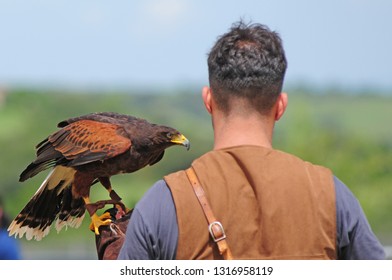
left=164, top=146, right=337, bottom=259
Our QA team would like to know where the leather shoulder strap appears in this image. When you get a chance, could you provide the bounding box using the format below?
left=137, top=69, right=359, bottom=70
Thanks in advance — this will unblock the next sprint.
left=185, top=167, right=233, bottom=260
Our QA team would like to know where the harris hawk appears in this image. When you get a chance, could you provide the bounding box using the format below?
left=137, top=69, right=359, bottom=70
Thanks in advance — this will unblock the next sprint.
left=8, top=112, right=190, bottom=240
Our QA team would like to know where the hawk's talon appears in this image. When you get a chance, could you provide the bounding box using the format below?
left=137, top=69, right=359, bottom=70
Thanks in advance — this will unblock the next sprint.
left=89, top=213, right=112, bottom=235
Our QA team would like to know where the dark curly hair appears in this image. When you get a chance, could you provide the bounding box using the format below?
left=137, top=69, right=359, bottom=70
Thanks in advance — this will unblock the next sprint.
left=207, top=21, right=287, bottom=114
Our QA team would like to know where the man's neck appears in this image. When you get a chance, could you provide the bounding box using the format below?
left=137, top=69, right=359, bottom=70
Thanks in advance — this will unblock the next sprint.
left=212, top=113, right=275, bottom=150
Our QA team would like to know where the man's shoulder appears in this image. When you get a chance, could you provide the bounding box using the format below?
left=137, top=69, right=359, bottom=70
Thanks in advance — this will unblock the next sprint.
left=199, top=145, right=332, bottom=171
left=272, top=148, right=331, bottom=171
left=119, top=179, right=178, bottom=259
left=333, top=176, right=386, bottom=259
left=135, top=179, right=172, bottom=211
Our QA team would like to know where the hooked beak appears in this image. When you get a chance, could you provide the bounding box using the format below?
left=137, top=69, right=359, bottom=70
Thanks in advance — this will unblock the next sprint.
left=170, top=134, right=190, bottom=150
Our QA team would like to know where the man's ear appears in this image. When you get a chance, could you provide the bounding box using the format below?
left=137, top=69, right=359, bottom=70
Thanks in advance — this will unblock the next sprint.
left=275, top=92, right=288, bottom=121
left=202, top=86, right=213, bottom=114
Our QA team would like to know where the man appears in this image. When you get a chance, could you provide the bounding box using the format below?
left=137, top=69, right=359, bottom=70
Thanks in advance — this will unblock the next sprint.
left=96, top=21, right=385, bottom=260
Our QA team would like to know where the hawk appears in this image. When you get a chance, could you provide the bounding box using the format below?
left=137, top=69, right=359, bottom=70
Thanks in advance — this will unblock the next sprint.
left=8, top=112, right=190, bottom=240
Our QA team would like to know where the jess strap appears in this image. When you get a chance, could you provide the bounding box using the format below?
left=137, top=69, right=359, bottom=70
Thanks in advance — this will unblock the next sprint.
left=185, top=167, right=233, bottom=260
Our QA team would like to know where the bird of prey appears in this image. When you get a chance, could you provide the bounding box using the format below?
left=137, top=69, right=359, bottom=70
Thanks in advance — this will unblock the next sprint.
left=8, top=112, right=190, bottom=240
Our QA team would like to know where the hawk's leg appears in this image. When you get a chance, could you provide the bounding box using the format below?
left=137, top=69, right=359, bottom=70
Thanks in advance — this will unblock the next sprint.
left=98, top=177, right=122, bottom=200
left=83, top=196, right=112, bottom=235
left=98, top=177, right=130, bottom=212
left=85, top=199, right=118, bottom=213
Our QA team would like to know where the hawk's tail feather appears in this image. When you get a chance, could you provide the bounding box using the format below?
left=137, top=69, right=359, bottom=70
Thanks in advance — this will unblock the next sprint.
left=8, top=188, right=61, bottom=241
left=55, top=187, right=86, bottom=233
left=8, top=166, right=86, bottom=241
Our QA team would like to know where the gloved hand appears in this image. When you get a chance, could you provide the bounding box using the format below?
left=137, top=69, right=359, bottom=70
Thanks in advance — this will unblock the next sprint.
left=92, top=205, right=133, bottom=260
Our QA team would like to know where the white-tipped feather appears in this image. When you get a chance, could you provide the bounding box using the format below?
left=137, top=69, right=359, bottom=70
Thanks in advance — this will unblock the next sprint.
left=8, top=220, right=18, bottom=237
left=9, top=220, right=52, bottom=241
left=17, top=226, right=27, bottom=239
left=25, top=227, right=34, bottom=241
left=55, top=213, right=85, bottom=233
left=8, top=165, right=77, bottom=240
left=9, top=219, right=49, bottom=241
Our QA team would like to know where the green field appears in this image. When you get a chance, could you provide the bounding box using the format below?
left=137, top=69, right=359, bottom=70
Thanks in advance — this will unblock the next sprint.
left=0, top=88, right=391, bottom=259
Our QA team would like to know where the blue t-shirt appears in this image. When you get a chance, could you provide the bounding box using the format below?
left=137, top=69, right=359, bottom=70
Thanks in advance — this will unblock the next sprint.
left=0, top=228, right=21, bottom=260
left=118, top=176, right=386, bottom=260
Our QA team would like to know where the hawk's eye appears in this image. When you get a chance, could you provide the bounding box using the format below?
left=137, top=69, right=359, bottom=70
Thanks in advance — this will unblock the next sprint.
left=166, top=132, right=172, bottom=138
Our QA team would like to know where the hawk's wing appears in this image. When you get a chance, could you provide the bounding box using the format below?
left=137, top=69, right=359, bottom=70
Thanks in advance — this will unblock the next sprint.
left=49, top=119, right=132, bottom=166
left=20, top=120, right=132, bottom=181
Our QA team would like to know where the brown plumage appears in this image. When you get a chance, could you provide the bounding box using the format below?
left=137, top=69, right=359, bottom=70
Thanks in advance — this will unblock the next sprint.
left=8, top=112, right=190, bottom=240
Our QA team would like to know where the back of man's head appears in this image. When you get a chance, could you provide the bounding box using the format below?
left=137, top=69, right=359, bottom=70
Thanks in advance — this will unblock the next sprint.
left=208, top=21, right=287, bottom=115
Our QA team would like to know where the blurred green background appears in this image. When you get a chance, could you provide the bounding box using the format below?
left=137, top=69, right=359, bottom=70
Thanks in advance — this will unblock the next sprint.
left=0, top=87, right=391, bottom=259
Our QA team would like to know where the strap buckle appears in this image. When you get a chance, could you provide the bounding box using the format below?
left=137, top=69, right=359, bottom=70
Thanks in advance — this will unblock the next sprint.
left=208, top=221, right=226, bottom=242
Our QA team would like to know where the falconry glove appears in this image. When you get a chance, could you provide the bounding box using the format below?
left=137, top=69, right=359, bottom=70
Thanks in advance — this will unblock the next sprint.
left=93, top=206, right=132, bottom=260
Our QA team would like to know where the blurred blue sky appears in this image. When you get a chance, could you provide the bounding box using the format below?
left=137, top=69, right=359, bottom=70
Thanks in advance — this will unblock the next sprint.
left=0, top=0, right=391, bottom=91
